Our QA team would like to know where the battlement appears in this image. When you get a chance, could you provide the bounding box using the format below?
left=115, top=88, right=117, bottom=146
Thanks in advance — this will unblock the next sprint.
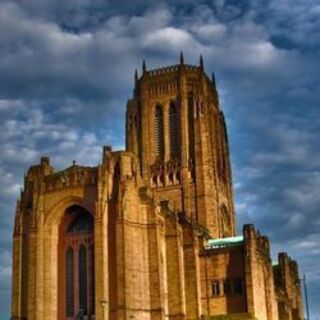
left=134, top=52, right=207, bottom=84
left=144, top=63, right=200, bottom=77
left=147, top=64, right=179, bottom=76
left=243, top=224, right=271, bottom=257
left=273, top=252, right=300, bottom=289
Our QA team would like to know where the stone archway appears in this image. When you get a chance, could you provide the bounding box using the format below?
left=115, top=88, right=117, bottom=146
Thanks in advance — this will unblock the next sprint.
left=41, top=197, right=98, bottom=320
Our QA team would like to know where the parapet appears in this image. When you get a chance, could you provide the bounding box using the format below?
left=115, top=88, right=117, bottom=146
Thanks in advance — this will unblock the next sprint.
left=145, top=64, right=200, bottom=77
left=273, top=251, right=302, bottom=317
left=243, top=224, right=271, bottom=256
left=275, top=252, right=300, bottom=282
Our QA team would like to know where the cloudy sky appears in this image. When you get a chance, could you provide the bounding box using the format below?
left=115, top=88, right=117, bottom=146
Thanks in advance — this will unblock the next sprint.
left=0, top=0, right=319, bottom=318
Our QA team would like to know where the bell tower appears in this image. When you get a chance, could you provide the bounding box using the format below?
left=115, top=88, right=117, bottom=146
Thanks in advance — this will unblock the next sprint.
left=126, top=54, right=235, bottom=238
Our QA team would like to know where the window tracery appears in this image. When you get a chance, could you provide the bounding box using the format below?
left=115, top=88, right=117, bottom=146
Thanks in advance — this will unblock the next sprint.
left=61, top=206, right=94, bottom=318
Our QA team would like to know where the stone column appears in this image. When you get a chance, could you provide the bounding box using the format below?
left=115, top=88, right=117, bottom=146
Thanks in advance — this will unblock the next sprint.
left=148, top=209, right=165, bottom=320
left=35, top=227, right=44, bottom=319
left=27, top=230, right=37, bottom=320
left=183, top=227, right=201, bottom=320
left=94, top=216, right=109, bottom=320
left=165, top=215, right=186, bottom=319
left=140, top=75, right=151, bottom=178
left=178, top=66, right=192, bottom=220
left=43, top=228, right=56, bottom=320
left=243, top=224, right=257, bottom=318
left=11, top=234, right=23, bottom=318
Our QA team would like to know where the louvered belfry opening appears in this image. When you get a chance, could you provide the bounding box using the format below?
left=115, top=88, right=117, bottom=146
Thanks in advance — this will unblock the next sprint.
left=60, top=205, right=95, bottom=319
left=169, top=102, right=181, bottom=160
left=154, top=105, right=165, bottom=159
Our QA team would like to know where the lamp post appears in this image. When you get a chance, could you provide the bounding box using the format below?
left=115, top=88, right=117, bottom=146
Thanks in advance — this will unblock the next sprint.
left=101, top=300, right=108, bottom=320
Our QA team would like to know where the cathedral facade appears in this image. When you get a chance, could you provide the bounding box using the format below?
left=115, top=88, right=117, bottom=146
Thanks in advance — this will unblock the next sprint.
left=11, top=56, right=303, bottom=320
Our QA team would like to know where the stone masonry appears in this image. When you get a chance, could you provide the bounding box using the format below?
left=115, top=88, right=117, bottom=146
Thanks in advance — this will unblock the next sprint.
left=11, top=55, right=304, bottom=320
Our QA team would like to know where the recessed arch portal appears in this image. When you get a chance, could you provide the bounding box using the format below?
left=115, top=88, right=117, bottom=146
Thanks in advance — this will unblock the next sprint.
left=58, top=205, right=95, bottom=319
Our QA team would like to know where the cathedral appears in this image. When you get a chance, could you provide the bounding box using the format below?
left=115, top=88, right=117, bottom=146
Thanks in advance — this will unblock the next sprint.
left=11, top=55, right=304, bottom=320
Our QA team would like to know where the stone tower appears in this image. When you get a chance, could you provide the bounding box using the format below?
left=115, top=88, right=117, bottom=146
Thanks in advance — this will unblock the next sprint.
left=11, top=55, right=304, bottom=320
left=126, top=54, right=235, bottom=238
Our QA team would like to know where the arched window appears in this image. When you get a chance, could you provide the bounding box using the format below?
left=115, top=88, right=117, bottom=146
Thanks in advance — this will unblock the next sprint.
left=66, top=247, right=74, bottom=317
left=60, top=206, right=94, bottom=318
left=169, top=102, right=181, bottom=159
left=67, top=212, right=93, bottom=234
left=154, top=105, right=164, bottom=159
left=79, top=245, right=88, bottom=315
left=188, top=92, right=195, bottom=169
left=218, top=113, right=228, bottom=182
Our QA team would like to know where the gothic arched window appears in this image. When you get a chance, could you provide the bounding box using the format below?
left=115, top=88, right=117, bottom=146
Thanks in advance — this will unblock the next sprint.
left=60, top=206, right=94, bottom=318
left=154, top=105, right=164, bottom=159
left=169, top=102, right=181, bottom=159
left=66, top=247, right=74, bottom=317
left=188, top=92, right=195, bottom=178
left=218, top=113, right=228, bottom=182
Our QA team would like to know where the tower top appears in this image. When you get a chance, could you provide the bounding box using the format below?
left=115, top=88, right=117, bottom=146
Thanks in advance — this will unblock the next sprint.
left=180, top=51, right=184, bottom=65
left=134, top=69, right=138, bottom=83
left=211, top=71, right=216, bottom=86
left=199, top=54, right=204, bottom=70
left=142, top=60, right=147, bottom=73
left=136, top=59, right=209, bottom=81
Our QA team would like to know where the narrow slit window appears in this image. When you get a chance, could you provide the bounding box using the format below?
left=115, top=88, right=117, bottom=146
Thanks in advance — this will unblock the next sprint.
left=212, top=280, right=220, bottom=296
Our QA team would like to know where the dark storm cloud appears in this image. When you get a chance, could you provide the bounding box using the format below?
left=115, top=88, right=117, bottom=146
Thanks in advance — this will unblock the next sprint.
left=0, top=0, right=319, bottom=318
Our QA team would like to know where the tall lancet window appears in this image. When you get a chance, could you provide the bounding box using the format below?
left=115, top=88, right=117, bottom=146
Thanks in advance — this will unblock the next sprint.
left=66, top=247, right=74, bottom=317
left=154, top=105, right=164, bottom=159
left=79, top=245, right=88, bottom=314
left=169, top=102, right=181, bottom=159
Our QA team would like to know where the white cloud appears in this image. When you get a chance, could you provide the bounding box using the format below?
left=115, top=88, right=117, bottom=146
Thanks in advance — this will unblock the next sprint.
left=143, top=27, right=195, bottom=50
left=0, top=1, right=319, bottom=318
left=191, top=23, right=227, bottom=41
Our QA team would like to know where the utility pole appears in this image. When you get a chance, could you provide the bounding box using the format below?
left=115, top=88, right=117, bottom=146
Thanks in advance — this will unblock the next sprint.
left=303, top=274, right=310, bottom=320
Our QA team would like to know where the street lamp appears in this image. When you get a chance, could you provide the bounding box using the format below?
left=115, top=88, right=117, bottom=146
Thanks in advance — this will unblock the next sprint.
left=101, top=300, right=108, bottom=320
